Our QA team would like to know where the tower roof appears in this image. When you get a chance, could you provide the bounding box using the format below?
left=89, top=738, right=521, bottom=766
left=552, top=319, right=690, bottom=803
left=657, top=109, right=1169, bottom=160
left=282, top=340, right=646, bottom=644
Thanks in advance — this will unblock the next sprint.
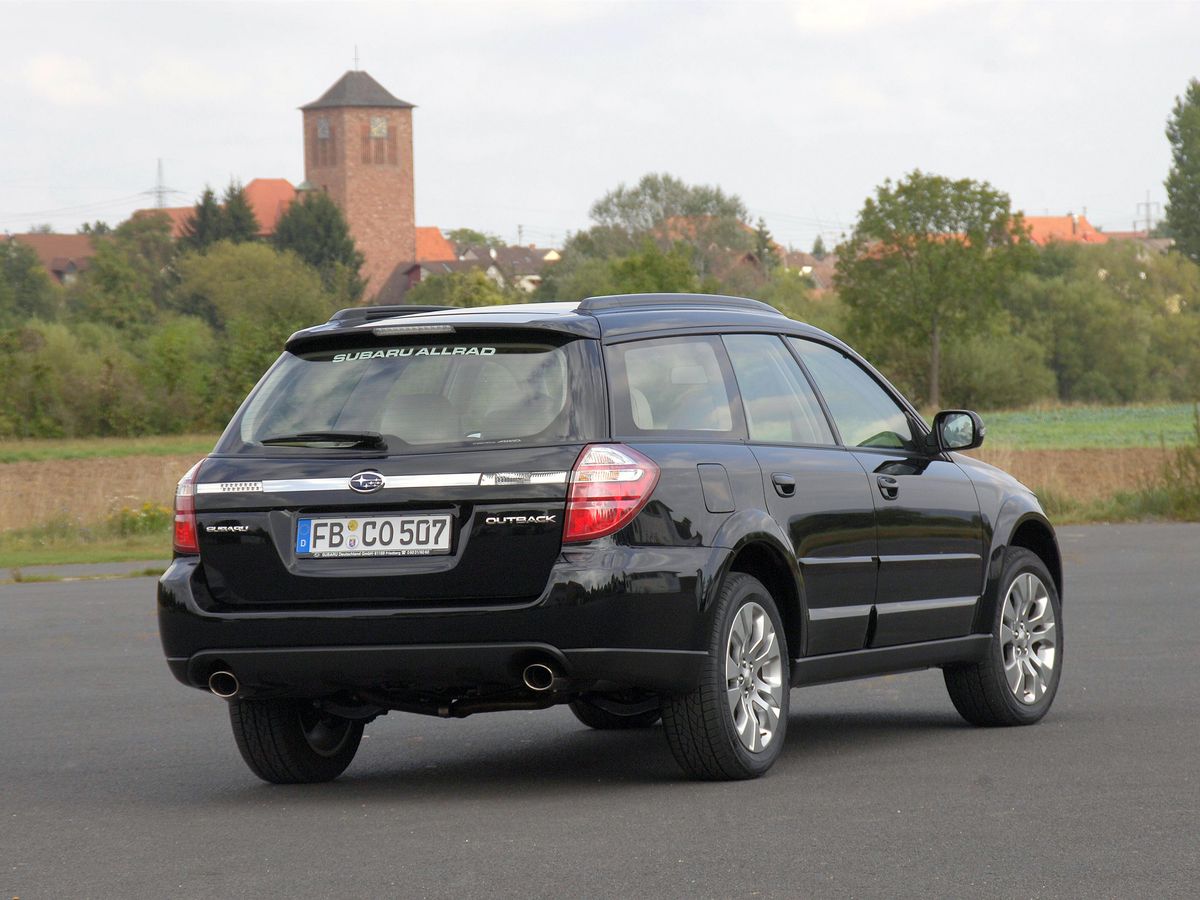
left=301, top=70, right=415, bottom=111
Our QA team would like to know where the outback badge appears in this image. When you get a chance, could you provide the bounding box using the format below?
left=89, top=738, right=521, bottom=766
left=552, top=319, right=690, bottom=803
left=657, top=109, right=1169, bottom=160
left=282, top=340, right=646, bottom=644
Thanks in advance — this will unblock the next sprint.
left=348, top=471, right=385, bottom=493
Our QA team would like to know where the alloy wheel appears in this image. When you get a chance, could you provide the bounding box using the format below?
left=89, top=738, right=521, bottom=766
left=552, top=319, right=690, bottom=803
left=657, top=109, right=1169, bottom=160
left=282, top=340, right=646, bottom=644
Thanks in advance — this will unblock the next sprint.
left=1000, top=572, right=1058, bottom=704
left=725, top=601, right=784, bottom=752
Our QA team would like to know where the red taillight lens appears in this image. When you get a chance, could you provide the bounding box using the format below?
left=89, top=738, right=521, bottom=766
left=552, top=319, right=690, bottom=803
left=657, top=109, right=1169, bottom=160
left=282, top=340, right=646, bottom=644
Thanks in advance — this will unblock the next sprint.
left=173, top=460, right=204, bottom=554
left=563, top=444, right=660, bottom=543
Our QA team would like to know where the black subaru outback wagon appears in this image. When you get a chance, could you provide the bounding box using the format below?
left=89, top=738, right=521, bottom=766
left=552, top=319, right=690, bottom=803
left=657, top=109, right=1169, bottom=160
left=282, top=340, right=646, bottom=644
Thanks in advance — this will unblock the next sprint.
left=158, top=294, right=1063, bottom=783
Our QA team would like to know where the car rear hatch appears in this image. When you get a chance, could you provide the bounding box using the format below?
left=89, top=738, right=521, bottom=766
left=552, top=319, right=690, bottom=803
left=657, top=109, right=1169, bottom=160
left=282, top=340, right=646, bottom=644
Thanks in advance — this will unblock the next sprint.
left=191, top=325, right=605, bottom=608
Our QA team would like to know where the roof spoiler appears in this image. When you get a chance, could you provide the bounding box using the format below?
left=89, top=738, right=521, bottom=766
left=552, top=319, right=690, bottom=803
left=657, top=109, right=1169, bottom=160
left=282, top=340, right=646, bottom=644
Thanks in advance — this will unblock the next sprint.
left=577, top=293, right=783, bottom=315
left=328, top=305, right=453, bottom=325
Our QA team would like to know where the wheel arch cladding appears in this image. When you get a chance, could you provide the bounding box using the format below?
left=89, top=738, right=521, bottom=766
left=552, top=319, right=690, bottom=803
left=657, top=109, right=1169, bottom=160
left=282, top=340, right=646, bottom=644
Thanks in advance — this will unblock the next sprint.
left=727, top=541, right=802, bottom=662
left=975, top=510, right=1063, bottom=634
left=1009, top=517, right=1063, bottom=601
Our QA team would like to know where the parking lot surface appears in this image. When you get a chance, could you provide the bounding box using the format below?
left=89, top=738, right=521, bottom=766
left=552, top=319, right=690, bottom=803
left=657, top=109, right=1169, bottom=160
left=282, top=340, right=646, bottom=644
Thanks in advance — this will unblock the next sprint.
left=2, top=524, right=1198, bottom=898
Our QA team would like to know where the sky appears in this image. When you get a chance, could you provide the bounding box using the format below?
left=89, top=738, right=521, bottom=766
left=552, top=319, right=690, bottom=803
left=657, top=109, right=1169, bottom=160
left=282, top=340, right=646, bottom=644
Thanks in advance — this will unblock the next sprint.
left=1, top=0, right=1197, bottom=250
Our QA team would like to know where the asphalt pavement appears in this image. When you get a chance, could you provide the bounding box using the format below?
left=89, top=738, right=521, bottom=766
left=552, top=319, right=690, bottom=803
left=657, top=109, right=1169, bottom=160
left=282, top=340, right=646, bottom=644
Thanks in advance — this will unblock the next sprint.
left=2, top=524, right=1198, bottom=899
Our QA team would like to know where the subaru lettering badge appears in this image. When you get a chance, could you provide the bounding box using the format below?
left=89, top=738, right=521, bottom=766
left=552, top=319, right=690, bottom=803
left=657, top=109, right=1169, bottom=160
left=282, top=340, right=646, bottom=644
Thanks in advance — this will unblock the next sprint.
left=349, top=471, right=385, bottom=494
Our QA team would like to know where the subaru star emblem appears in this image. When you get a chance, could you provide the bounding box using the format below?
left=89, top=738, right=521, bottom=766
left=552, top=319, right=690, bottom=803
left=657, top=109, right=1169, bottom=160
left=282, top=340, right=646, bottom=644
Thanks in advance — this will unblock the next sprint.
left=348, top=471, right=385, bottom=493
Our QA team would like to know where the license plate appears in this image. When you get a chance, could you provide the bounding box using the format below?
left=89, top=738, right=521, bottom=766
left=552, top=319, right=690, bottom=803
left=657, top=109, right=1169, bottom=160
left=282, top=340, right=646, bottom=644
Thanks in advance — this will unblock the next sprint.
left=296, top=514, right=452, bottom=558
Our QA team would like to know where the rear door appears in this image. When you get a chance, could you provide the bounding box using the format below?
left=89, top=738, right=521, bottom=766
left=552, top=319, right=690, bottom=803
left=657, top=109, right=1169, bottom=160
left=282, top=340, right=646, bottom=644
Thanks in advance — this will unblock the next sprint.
left=791, top=338, right=985, bottom=646
left=722, top=334, right=878, bottom=656
left=193, top=330, right=604, bottom=608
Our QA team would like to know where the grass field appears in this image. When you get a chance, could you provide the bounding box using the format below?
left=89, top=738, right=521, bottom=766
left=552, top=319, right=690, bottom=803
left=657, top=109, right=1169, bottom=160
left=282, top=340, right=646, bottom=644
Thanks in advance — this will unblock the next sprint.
left=0, top=433, right=218, bottom=464
left=0, top=405, right=1195, bottom=568
left=979, top=403, right=1196, bottom=449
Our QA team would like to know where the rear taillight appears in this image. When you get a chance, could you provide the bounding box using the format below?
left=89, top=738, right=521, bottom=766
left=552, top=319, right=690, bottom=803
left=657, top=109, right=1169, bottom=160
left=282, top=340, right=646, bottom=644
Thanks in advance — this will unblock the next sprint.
left=563, top=444, right=660, bottom=543
left=173, top=460, right=204, bottom=554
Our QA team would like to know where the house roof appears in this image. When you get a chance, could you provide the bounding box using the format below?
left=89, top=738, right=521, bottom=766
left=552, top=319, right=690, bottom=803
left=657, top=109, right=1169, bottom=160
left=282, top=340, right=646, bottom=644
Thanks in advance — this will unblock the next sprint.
left=243, top=178, right=296, bottom=234
left=301, top=70, right=415, bottom=110
left=1023, top=215, right=1108, bottom=246
left=415, top=227, right=456, bottom=262
left=145, top=178, right=297, bottom=239
left=9, top=233, right=95, bottom=276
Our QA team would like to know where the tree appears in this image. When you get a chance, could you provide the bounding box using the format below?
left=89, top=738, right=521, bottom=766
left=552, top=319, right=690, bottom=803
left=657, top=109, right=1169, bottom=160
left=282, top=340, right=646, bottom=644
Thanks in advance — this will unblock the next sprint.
left=405, top=270, right=517, bottom=308
left=272, top=191, right=365, bottom=302
left=0, top=239, right=58, bottom=324
left=180, top=187, right=224, bottom=252
left=78, top=221, right=112, bottom=236
left=754, top=218, right=779, bottom=271
left=222, top=181, right=261, bottom=244
left=446, top=228, right=503, bottom=249
left=590, top=172, right=748, bottom=235
left=68, top=213, right=176, bottom=330
left=173, top=242, right=338, bottom=416
left=811, top=235, right=828, bottom=260
left=1165, top=78, right=1200, bottom=263
left=835, top=170, right=1032, bottom=407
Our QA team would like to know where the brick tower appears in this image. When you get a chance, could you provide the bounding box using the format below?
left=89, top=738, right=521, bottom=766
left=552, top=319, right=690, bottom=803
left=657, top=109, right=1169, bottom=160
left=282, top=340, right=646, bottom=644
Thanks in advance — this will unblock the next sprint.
left=301, top=71, right=415, bottom=297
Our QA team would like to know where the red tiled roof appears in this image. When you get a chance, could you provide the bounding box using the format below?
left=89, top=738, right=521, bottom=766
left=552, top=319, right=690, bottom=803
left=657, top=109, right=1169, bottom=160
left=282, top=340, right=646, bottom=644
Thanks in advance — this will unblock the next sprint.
left=1023, top=215, right=1108, bottom=246
left=415, top=227, right=456, bottom=262
left=244, top=178, right=296, bottom=235
left=9, top=233, right=95, bottom=278
left=141, top=178, right=297, bottom=239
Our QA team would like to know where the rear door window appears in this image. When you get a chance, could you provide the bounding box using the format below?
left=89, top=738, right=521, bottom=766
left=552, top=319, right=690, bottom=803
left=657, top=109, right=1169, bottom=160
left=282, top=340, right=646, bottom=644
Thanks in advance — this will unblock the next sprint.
left=219, top=337, right=603, bottom=454
left=724, top=334, right=835, bottom=445
left=606, top=336, right=742, bottom=438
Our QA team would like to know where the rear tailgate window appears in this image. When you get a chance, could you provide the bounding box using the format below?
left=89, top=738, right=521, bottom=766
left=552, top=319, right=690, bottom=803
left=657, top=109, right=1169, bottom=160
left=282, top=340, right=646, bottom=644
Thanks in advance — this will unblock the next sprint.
left=216, top=333, right=604, bottom=455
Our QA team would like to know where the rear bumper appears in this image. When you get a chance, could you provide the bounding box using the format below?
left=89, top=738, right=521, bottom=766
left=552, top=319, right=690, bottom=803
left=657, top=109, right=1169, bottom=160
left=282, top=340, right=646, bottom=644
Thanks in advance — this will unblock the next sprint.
left=167, top=644, right=707, bottom=697
left=158, top=547, right=722, bottom=697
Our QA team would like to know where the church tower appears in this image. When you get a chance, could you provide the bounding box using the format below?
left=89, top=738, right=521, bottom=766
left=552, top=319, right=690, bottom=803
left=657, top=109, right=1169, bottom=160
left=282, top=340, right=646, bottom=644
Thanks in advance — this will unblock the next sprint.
left=301, top=71, right=416, bottom=297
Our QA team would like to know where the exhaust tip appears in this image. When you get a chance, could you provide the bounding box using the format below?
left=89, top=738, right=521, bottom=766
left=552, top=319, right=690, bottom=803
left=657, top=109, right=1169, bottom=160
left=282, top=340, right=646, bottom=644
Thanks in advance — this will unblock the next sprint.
left=208, top=670, right=239, bottom=699
left=522, top=663, right=556, bottom=692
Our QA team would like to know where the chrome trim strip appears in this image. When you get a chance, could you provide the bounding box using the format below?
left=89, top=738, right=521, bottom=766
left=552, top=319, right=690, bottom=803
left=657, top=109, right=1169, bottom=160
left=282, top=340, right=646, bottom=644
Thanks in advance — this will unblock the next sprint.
left=383, top=473, right=483, bottom=489
left=807, top=604, right=874, bottom=621
left=196, top=471, right=570, bottom=494
left=874, top=595, right=979, bottom=614
left=799, top=556, right=876, bottom=567
left=878, top=553, right=982, bottom=564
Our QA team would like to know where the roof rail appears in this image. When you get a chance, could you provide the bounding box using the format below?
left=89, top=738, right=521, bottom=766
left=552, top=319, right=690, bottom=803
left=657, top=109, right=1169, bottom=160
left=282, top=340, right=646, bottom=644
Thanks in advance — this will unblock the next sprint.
left=327, top=305, right=453, bottom=325
left=577, top=293, right=783, bottom=316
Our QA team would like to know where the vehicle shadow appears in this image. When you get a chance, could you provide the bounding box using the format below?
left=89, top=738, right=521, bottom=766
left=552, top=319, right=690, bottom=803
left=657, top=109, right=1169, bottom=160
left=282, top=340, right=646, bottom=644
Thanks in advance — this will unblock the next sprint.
left=211, top=707, right=971, bottom=803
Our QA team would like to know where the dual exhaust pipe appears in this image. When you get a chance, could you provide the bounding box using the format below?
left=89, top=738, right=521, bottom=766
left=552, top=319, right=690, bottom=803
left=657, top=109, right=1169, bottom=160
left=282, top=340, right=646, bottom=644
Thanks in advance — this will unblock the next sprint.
left=522, top=662, right=567, bottom=693
left=208, top=669, right=239, bottom=699
left=210, top=663, right=563, bottom=699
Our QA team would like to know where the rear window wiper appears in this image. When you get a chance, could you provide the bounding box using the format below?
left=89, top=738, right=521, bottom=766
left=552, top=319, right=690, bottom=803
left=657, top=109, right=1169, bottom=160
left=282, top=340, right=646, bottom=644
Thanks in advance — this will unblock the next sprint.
left=259, top=431, right=388, bottom=450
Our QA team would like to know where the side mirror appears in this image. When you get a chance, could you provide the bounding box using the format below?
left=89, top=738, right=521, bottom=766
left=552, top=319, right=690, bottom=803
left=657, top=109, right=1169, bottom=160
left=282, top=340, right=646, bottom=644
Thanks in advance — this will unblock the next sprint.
left=931, top=409, right=985, bottom=452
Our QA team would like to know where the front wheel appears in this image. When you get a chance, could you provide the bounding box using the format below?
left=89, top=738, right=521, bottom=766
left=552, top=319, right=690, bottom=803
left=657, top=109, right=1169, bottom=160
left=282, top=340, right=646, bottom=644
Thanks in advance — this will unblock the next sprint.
left=228, top=697, right=364, bottom=783
left=944, top=548, right=1063, bottom=726
left=662, top=573, right=790, bottom=780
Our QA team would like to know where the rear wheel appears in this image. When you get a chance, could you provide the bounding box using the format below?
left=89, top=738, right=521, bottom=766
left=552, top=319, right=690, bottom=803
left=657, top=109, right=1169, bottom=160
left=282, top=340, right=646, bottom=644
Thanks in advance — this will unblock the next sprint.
left=569, top=692, right=662, bottom=729
left=944, top=548, right=1063, bottom=726
left=662, top=573, right=789, bottom=780
left=229, top=697, right=363, bottom=784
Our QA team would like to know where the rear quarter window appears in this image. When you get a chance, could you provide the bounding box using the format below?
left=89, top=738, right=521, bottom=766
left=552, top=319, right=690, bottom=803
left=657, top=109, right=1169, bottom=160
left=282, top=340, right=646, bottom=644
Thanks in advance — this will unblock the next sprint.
left=605, top=335, right=743, bottom=439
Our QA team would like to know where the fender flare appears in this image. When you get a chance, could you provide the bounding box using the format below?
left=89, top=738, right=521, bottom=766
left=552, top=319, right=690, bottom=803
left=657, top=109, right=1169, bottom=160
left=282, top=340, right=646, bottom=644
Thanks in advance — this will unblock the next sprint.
left=974, top=494, right=1061, bottom=633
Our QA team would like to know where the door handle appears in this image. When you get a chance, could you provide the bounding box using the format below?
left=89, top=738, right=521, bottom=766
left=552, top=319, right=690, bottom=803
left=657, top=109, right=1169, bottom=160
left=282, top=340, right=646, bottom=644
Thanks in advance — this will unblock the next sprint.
left=877, top=475, right=900, bottom=501
left=771, top=473, right=796, bottom=497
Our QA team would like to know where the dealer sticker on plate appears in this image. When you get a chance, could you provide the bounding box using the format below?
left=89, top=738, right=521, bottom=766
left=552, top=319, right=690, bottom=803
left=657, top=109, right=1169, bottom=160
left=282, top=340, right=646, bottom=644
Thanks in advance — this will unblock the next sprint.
left=296, top=514, right=452, bottom=558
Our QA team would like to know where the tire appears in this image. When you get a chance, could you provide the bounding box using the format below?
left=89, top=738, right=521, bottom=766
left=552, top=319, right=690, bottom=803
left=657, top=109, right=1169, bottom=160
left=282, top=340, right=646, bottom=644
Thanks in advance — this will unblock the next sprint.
left=662, top=573, right=790, bottom=780
left=945, top=548, right=1063, bottom=727
left=228, top=697, right=364, bottom=784
left=569, top=692, right=662, bottom=730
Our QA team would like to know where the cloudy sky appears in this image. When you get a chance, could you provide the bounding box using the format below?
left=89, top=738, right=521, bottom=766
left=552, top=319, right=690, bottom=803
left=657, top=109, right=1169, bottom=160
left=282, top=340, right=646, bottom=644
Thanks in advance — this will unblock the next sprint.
left=1, top=0, right=1197, bottom=249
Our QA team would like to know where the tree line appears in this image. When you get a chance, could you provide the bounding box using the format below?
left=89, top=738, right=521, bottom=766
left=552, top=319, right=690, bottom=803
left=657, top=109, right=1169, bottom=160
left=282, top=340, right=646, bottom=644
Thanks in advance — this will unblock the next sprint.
left=2, top=78, right=1198, bottom=437
left=0, top=187, right=362, bottom=437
